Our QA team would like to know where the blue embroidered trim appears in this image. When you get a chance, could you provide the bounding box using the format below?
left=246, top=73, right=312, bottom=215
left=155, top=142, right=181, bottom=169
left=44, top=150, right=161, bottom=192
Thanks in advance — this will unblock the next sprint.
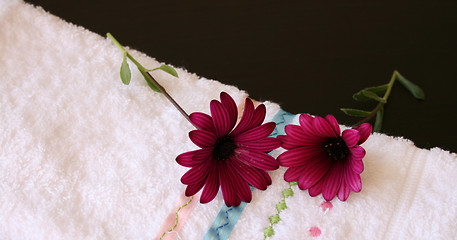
left=202, top=109, right=295, bottom=240
left=215, top=208, right=233, bottom=238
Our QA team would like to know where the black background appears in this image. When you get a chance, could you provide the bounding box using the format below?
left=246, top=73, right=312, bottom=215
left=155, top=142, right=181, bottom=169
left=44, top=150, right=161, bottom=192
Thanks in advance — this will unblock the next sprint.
left=25, top=0, right=457, bottom=152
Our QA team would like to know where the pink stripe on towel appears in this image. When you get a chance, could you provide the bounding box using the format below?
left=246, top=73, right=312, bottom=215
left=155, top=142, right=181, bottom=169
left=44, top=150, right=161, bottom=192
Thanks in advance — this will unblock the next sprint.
left=155, top=192, right=200, bottom=240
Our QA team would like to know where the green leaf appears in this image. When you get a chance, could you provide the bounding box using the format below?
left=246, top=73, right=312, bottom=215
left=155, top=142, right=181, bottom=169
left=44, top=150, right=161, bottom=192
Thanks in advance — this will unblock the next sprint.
left=147, top=64, right=179, bottom=78
left=358, top=90, right=386, bottom=103
left=120, top=52, right=131, bottom=85
left=395, top=71, right=425, bottom=100
left=159, top=65, right=179, bottom=78
left=374, top=106, right=384, bottom=132
left=139, top=69, right=162, bottom=93
left=340, top=108, right=371, bottom=117
left=352, top=84, right=388, bottom=101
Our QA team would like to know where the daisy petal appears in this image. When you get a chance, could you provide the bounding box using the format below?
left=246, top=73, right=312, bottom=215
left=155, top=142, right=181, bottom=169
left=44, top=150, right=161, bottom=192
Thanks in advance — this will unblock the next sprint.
left=308, top=180, right=323, bottom=197
left=259, top=168, right=272, bottom=186
left=284, top=125, right=306, bottom=142
left=219, top=162, right=237, bottom=206
left=348, top=153, right=364, bottom=174
left=220, top=92, right=237, bottom=131
left=277, top=146, right=324, bottom=167
left=189, top=130, right=217, bottom=148
left=176, top=150, right=198, bottom=167
left=350, top=145, right=366, bottom=161
left=325, top=115, right=341, bottom=136
left=233, top=197, right=242, bottom=207
left=284, top=125, right=326, bottom=147
left=284, top=165, right=307, bottom=182
left=313, top=116, right=338, bottom=138
left=236, top=137, right=281, bottom=152
left=342, top=129, right=360, bottom=148
left=226, top=163, right=252, bottom=203
left=235, top=122, right=276, bottom=142
left=231, top=156, right=269, bottom=190
left=185, top=179, right=206, bottom=197
left=322, top=161, right=344, bottom=201
left=250, top=103, right=266, bottom=128
left=190, top=112, right=215, bottom=132
left=230, top=98, right=254, bottom=136
left=354, top=123, right=372, bottom=144
left=297, top=157, right=332, bottom=190
left=276, top=135, right=294, bottom=149
left=337, top=181, right=351, bottom=201
left=236, top=149, right=279, bottom=170
left=299, top=114, right=316, bottom=135
left=181, top=163, right=210, bottom=185
left=200, top=162, right=220, bottom=204
left=344, top=165, right=362, bottom=192
left=279, top=134, right=324, bottom=150
left=210, top=100, right=232, bottom=137
left=192, top=148, right=213, bottom=164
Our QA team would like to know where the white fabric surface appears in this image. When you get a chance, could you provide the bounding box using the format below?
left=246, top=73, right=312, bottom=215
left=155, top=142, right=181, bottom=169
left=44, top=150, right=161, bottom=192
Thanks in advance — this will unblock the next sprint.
left=1, top=1, right=456, bottom=239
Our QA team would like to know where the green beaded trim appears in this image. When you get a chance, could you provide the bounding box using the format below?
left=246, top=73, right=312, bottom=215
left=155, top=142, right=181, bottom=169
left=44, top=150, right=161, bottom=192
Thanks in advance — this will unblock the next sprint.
left=159, top=196, right=194, bottom=240
left=263, top=182, right=297, bottom=239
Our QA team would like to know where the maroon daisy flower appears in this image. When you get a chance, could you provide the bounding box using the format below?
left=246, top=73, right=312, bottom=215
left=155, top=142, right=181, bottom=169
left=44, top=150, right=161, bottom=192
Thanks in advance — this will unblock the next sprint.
left=176, top=92, right=281, bottom=206
left=277, top=114, right=372, bottom=201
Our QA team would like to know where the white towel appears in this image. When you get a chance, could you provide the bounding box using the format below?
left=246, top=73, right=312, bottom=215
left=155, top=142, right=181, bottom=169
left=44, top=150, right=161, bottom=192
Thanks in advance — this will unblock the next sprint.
left=1, top=1, right=456, bottom=239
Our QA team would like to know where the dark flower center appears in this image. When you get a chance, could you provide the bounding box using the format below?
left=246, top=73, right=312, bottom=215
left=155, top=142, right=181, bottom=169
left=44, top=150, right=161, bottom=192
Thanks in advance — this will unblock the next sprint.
left=213, top=136, right=237, bottom=160
left=324, top=137, right=349, bottom=161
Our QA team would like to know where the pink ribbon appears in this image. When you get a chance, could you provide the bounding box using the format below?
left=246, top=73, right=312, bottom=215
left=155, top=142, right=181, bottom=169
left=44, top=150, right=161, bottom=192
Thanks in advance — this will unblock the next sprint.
left=155, top=192, right=200, bottom=240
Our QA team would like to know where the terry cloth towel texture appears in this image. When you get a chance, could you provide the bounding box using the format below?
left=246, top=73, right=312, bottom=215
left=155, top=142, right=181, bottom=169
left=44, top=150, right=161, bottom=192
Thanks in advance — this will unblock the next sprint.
left=1, top=1, right=456, bottom=239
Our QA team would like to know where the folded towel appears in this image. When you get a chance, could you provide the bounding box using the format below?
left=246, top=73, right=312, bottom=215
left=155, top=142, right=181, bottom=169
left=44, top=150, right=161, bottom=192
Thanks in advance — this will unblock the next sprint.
left=1, top=1, right=456, bottom=239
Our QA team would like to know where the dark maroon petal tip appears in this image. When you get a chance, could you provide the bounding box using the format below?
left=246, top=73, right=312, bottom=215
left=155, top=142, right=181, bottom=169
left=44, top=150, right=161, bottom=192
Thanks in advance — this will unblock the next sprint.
left=337, top=182, right=350, bottom=201
left=181, top=164, right=210, bottom=185
left=284, top=166, right=306, bottom=182
left=321, top=161, right=344, bottom=201
left=189, top=112, right=215, bottom=132
left=219, top=163, right=237, bottom=206
left=250, top=103, right=266, bottom=128
left=220, top=92, right=238, bottom=131
left=313, top=116, right=339, bottom=138
left=176, top=150, right=197, bottom=167
left=210, top=100, right=233, bottom=137
left=185, top=180, right=205, bottom=197
left=200, top=163, right=220, bottom=204
left=325, top=114, right=341, bottom=136
left=354, top=123, right=372, bottom=144
left=342, top=129, right=360, bottom=148
left=299, top=114, right=315, bottom=135
left=229, top=98, right=255, bottom=137
left=349, top=145, right=366, bottom=161
left=189, top=130, right=217, bottom=148
left=226, top=164, right=252, bottom=203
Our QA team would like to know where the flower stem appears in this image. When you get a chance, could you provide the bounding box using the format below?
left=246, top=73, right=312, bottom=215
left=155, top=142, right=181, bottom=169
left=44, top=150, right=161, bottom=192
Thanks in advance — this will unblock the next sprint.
left=107, top=33, right=194, bottom=127
left=142, top=71, right=193, bottom=125
left=354, top=70, right=399, bottom=126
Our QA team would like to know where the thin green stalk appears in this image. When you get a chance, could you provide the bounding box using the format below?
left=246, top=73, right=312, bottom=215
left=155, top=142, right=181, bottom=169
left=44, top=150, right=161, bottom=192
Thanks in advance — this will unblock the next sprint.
left=107, top=33, right=194, bottom=126
left=107, top=33, right=147, bottom=72
left=382, top=70, right=398, bottom=102
left=354, top=70, right=398, bottom=126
